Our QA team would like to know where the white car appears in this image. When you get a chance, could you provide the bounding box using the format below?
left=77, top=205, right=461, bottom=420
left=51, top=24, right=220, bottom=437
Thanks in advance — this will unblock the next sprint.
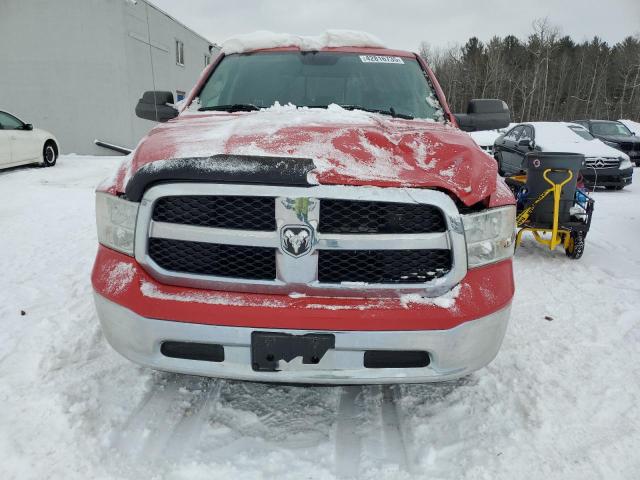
left=469, top=123, right=517, bottom=155
left=0, top=111, right=59, bottom=169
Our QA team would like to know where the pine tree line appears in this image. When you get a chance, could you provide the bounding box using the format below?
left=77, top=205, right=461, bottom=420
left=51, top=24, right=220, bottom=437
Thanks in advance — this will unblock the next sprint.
left=421, top=19, right=640, bottom=122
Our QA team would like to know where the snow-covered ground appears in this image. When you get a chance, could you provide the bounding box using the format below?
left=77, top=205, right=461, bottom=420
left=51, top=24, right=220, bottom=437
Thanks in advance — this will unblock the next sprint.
left=1, top=155, right=639, bottom=479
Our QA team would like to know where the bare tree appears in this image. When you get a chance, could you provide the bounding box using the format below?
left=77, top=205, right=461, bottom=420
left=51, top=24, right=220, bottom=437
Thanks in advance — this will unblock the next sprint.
left=419, top=20, right=640, bottom=122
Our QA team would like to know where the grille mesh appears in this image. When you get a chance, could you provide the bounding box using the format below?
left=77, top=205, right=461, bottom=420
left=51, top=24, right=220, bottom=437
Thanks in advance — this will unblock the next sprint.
left=318, top=249, right=451, bottom=284
left=319, top=199, right=446, bottom=234
left=152, top=196, right=275, bottom=231
left=148, top=238, right=276, bottom=280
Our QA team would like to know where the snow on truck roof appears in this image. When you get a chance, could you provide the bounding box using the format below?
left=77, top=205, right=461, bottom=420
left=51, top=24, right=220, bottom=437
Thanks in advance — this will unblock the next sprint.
left=221, top=30, right=387, bottom=55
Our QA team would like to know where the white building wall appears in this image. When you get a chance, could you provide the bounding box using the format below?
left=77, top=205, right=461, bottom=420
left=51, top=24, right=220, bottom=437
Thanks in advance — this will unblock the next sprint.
left=0, top=0, right=217, bottom=155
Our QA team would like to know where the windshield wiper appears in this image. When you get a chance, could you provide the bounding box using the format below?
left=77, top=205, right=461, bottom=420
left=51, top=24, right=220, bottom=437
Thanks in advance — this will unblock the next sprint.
left=305, top=104, right=414, bottom=120
left=200, top=103, right=414, bottom=119
left=388, top=106, right=414, bottom=120
left=198, top=104, right=262, bottom=112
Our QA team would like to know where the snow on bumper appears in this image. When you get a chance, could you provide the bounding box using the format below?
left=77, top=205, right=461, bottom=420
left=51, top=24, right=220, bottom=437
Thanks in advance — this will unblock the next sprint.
left=92, top=246, right=514, bottom=383
left=94, top=293, right=511, bottom=384
left=92, top=246, right=514, bottom=331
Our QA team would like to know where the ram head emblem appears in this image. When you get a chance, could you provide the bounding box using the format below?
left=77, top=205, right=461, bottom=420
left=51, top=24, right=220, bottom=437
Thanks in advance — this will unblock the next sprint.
left=281, top=225, right=313, bottom=257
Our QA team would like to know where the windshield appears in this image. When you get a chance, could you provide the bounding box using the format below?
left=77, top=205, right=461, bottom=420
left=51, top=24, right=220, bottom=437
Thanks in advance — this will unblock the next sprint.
left=567, top=125, right=595, bottom=140
left=591, top=121, right=632, bottom=136
left=195, top=52, right=444, bottom=121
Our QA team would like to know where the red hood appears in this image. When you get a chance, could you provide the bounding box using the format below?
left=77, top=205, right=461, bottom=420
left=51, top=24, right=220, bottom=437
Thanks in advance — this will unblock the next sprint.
left=111, top=107, right=499, bottom=205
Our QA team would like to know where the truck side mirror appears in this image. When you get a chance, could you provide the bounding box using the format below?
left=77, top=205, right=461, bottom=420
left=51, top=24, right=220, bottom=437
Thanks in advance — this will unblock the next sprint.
left=454, top=99, right=511, bottom=132
left=135, top=91, right=179, bottom=122
left=518, top=138, right=532, bottom=148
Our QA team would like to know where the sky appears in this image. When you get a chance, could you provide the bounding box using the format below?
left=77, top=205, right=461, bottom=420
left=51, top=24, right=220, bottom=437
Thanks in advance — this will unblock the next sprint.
left=151, top=0, right=640, bottom=51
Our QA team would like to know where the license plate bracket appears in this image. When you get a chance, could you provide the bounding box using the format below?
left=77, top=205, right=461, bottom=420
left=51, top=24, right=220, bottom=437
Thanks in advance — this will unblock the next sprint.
left=251, top=331, right=335, bottom=372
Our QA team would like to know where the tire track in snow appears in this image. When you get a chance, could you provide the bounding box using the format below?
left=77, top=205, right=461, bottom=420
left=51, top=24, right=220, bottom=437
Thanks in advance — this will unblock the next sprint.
left=162, top=378, right=223, bottom=461
left=381, top=385, right=410, bottom=471
left=334, top=385, right=417, bottom=477
left=389, top=385, right=421, bottom=474
left=111, top=374, right=202, bottom=459
left=334, top=386, right=363, bottom=477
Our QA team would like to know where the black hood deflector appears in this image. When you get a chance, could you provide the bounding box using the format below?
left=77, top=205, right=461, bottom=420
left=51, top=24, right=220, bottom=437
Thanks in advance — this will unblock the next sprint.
left=124, top=155, right=315, bottom=201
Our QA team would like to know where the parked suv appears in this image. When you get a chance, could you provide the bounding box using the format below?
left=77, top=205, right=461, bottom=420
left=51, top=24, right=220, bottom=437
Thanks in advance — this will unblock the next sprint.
left=92, top=34, right=516, bottom=384
left=573, top=119, right=640, bottom=166
left=494, top=122, right=633, bottom=189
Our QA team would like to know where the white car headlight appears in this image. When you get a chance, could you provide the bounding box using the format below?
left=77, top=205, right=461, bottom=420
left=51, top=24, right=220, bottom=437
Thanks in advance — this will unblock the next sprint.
left=462, top=205, right=516, bottom=268
left=619, top=155, right=632, bottom=170
left=96, top=192, right=139, bottom=256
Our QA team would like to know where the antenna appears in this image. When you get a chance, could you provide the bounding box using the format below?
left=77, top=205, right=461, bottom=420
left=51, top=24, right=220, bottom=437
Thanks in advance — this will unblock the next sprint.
left=143, top=1, right=159, bottom=121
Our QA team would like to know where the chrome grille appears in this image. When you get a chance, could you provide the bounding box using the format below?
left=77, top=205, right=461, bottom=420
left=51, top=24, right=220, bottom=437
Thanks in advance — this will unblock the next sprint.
left=584, top=157, right=620, bottom=169
left=135, top=183, right=468, bottom=296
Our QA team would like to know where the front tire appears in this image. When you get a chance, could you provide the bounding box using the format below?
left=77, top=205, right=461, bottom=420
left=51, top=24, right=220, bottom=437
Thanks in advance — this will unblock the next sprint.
left=605, top=185, right=623, bottom=191
left=42, top=141, right=57, bottom=167
left=565, top=231, right=585, bottom=259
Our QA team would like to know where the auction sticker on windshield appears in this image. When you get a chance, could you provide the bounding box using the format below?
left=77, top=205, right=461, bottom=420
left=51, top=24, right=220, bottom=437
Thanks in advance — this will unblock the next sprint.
left=359, top=55, right=404, bottom=64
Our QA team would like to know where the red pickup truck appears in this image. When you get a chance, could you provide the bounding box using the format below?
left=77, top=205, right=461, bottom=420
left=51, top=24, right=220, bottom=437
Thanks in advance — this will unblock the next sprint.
left=92, top=34, right=515, bottom=384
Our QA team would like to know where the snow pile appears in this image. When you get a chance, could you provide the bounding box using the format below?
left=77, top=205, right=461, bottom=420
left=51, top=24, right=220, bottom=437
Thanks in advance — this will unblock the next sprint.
left=140, top=280, right=288, bottom=308
left=221, top=30, right=385, bottom=55
left=400, top=284, right=461, bottom=309
left=305, top=301, right=386, bottom=311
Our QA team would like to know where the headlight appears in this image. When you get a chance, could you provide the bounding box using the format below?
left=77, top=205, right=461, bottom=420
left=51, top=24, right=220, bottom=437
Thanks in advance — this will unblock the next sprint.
left=619, top=155, right=632, bottom=170
left=604, top=140, right=620, bottom=148
left=96, top=192, right=139, bottom=256
left=462, top=205, right=516, bottom=268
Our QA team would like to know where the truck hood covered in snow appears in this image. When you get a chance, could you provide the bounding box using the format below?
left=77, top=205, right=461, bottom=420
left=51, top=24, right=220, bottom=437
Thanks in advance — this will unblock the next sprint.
left=113, top=105, right=499, bottom=205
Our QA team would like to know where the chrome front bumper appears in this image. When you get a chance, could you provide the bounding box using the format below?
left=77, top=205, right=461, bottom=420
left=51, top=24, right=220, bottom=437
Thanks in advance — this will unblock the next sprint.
left=94, top=293, right=511, bottom=385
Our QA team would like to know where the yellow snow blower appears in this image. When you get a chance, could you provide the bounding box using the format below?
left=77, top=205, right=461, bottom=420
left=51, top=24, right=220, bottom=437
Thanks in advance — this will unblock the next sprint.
left=506, top=152, right=594, bottom=259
